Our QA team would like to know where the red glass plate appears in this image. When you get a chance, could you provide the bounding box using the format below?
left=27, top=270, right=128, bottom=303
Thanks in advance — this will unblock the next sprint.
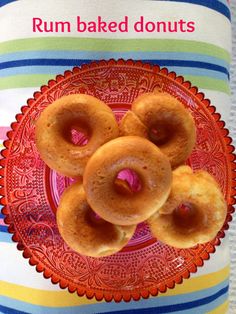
left=0, top=59, right=235, bottom=302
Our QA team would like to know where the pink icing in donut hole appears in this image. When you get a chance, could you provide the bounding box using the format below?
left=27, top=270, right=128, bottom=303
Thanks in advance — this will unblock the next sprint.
left=174, top=202, right=201, bottom=230
left=70, top=127, right=89, bottom=146
left=115, top=168, right=142, bottom=195
left=88, top=208, right=103, bottom=224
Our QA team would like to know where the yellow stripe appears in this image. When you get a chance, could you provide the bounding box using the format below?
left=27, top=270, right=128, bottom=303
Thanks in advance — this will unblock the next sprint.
left=0, top=265, right=229, bottom=307
left=206, top=299, right=229, bottom=314
left=0, top=281, right=97, bottom=307
left=162, top=265, right=229, bottom=297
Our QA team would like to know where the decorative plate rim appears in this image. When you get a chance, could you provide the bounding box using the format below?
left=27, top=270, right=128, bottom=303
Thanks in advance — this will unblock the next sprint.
left=0, top=59, right=235, bottom=302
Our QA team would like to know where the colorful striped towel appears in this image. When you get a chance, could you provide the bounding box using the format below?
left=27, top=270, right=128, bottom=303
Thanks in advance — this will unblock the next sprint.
left=0, top=0, right=233, bottom=313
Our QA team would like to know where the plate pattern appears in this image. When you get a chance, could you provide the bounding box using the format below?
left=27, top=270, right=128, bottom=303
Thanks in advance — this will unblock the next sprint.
left=0, top=60, right=235, bottom=302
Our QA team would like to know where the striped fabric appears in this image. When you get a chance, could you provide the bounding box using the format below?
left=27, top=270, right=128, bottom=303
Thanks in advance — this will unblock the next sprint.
left=0, top=0, right=232, bottom=313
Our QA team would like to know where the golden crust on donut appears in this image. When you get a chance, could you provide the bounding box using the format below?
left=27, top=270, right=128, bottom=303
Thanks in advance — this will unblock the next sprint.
left=83, top=136, right=172, bottom=226
left=36, top=94, right=119, bottom=178
left=119, top=111, right=148, bottom=138
left=173, top=165, right=193, bottom=176
left=148, top=166, right=227, bottom=248
left=130, top=92, right=196, bottom=168
left=158, top=165, right=193, bottom=215
left=57, top=182, right=136, bottom=257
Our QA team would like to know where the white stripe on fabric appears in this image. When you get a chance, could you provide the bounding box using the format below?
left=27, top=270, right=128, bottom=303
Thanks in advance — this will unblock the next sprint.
left=0, top=0, right=231, bottom=51
left=0, top=87, right=37, bottom=126
left=0, top=243, right=62, bottom=291
left=200, top=89, right=231, bottom=123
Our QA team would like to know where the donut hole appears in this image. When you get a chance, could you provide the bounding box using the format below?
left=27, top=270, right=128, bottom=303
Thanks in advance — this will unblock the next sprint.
left=68, top=124, right=90, bottom=146
left=148, top=123, right=172, bottom=146
left=86, top=208, right=105, bottom=225
left=173, top=202, right=203, bottom=233
left=114, top=169, right=142, bottom=195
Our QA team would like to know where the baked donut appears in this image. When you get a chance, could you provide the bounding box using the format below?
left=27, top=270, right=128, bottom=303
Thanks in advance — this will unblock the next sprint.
left=148, top=166, right=227, bottom=248
left=83, top=136, right=172, bottom=226
left=119, top=110, right=148, bottom=137
left=57, top=182, right=136, bottom=257
left=120, top=92, right=196, bottom=168
left=36, top=94, right=119, bottom=178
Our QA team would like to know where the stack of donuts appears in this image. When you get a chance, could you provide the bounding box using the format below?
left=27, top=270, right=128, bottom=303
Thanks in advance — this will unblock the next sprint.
left=35, top=91, right=227, bottom=257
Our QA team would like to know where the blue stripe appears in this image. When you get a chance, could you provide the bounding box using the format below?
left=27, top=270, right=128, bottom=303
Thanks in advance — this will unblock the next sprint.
left=0, top=205, right=4, bottom=218
left=0, top=59, right=229, bottom=77
left=97, top=287, right=229, bottom=314
left=103, top=294, right=229, bottom=314
left=0, top=0, right=17, bottom=8
left=157, top=0, right=230, bottom=20
left=164, top=67, right=227, bottom=80
left=0, top=304, right=29, bottom=314
left=216, top=0, right=228, bottom=5
left=0, top=65, right=228, bottom=82
left=0, top=287, right=228, bottom=314
left=0, top=286, right=228, bottom=314
left=0, top=51, right=229, bottom=70
left=63, top=281, right=229, bottom=314
left=0, top=225, right=8, bottom=232
left=217, top=0, right=228, bottom=5
left=0, top=231, right=13, bottom=243
left=0, top=59, right=87, bottom=69
left=144, top=60, right=229, bottom=77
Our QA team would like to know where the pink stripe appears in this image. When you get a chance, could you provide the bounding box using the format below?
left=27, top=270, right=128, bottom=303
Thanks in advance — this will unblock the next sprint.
left=0, top=127, right=11, bottom=140
left=0, top=218, right=6, bottom=226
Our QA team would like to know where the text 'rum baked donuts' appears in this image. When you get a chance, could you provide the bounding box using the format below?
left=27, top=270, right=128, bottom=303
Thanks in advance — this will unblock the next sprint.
left=36, top=94, right=119, bottom=178
left=57, top=182, right=136, bottom=257
left=120, top=92, right=196, bottom=168
left=83, top=136, right=172, bottom=226
left=148, top=166, right=227, bottom=248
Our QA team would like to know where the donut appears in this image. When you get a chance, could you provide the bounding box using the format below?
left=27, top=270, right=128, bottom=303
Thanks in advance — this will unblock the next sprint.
left=120, top=92, right=196, bottom=168
left=36, top=94, right=119, bottom=178
left=148, top=166, right=227, bottom=248
left=119, top=110, right=148, bottom=137
left=57, top=182, right=136, bottom=257
left=83, top=136, right=172, bottom=226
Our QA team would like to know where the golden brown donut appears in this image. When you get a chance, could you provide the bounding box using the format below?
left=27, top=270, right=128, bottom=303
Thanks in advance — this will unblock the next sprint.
left=83, top=136, right=172, bottom=226
left=119, top=111, right=148, bottom=137
left=121, top=92, right=196, bottom=168
left=148, top=166, right=227, bottom=248
left=36, top=94, right=119, bottom=178
left=57, top=182, right=136, bottom=257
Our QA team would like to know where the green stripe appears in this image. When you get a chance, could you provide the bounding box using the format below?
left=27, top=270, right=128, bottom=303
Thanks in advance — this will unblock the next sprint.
left=0, top=74, right=230, bottom=94
left=0, top=74, right=52, bottom=89
left=0, top=38, right=230, bottom=62
left=184, top=75, right=230, bottom=94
